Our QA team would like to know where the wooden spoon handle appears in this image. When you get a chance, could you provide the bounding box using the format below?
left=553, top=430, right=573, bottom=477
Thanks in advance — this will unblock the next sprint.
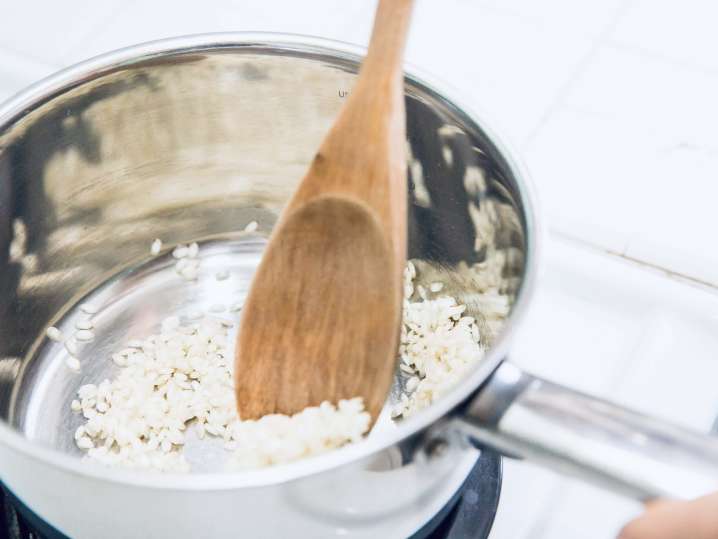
left=285, top=0, right=414, bottom=230
left=235, top=0, right=415, bottom=422
left=360, top=0, right=415, bottom=88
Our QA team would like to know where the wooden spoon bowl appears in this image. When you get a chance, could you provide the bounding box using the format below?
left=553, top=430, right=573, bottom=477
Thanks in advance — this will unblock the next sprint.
left=235, top=0, right=414, bottom=422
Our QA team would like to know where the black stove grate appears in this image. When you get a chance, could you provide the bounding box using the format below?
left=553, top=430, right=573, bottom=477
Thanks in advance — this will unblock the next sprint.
left=416, top=449, right=502, bottom=539
left=2, top=487, right=70, bottom=539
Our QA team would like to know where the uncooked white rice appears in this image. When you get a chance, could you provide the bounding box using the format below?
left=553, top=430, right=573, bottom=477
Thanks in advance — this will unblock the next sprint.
left=172, top=243, right=201, bottom=281
left=72, top=314, right=369, bottom=472
left=46, top=326, right=63, bottom=342
left=392, top=258, right=509, bottom=418
left=79, top=303, right=99, bottom=315
left=74, top=319, right=94, bottom=331
left=74, top=329, right=95, bottom=342
left=150, top=238, right=163, bottom=256
left=187, top=242, right=199, bottom=258
left=172, top=245, right=189, bottom=259
left=429, top=282, right=443, bottom=293
left=65, top=356, right=81, bottom=372
left=64, top=340, right=79, bottom=356
left=69, top=253, right=509, bottom=472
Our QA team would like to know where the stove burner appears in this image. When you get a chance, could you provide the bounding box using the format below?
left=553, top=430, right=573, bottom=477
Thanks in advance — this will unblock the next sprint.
left=415, top=449, right=501, bottom=539
left=1, top=450, right=501, bottom=539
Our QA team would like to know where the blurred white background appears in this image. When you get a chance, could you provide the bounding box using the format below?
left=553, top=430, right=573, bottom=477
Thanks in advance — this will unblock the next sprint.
left=2, top=1, right=718, bottom=538
left=3, top=0, right=718, bottom=287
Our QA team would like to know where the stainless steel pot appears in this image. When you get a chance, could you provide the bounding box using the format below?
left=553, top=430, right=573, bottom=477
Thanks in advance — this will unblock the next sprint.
left=0, top=33, right=717, bottom=539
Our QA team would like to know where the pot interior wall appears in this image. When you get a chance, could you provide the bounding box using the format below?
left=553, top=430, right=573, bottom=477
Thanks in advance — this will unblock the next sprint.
left=0, top=43, right=527, bottom=451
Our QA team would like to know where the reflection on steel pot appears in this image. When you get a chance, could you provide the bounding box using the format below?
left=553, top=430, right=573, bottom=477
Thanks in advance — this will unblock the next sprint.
left=0, top=33, right=717, bottom=539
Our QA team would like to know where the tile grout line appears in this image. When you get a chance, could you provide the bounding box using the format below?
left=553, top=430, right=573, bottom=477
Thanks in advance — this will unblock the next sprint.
left=551, top=229, right=718, bottom=294
left=605, top=39, right=718, bottom=77
left=520, top=0, right=634, bottom=152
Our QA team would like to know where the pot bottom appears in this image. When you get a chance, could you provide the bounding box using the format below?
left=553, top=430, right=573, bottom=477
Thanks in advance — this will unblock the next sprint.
left=1, top=450, right=501, bottom=539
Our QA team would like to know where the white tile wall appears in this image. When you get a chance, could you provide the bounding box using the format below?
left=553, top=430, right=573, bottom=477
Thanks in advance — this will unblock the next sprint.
left=494, top=236, right=718, bottom=539
left=486, top=0, right=626, bottom=38
left=2, top=1, right=718, bottom=538
left=0, top=48, right=57, bottom=102
left=514, top=236, right=718, bottom=429
left=61, top=1, right=375, bottom=65
left=0, top=0, right=129, bottom=65
left=490, top=459, right=565, bottom=539
left=611, top=0, right=718, bottom=70
left=406, top=4, right=595, bottom=148
left=527, top=42, right=718, bottom=284
left=529, top=480, right=641, bottom=539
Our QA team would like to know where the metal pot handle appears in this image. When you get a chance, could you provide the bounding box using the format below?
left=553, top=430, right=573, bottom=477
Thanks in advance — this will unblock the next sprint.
left=451, top=361, right=718, bottom=501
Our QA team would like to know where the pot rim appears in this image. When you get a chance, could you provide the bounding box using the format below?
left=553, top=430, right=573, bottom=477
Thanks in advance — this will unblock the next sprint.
left=0, top=31, right=543, bottom=490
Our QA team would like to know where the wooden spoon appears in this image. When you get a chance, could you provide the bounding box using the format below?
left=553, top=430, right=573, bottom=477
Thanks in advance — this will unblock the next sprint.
left=235, top=0, right=414, bottom=422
